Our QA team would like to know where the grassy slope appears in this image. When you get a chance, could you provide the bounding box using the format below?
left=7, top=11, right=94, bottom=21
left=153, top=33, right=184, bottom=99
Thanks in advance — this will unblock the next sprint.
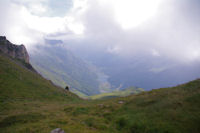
left=0, top=54, right=79, bottom=102
left=0, top=54, right=81, bottom=132
left=0, top=53, right=200, bottom=133
left=88, top=87, right=144, bottom=100
left=109, top=80, right=200, bottom=133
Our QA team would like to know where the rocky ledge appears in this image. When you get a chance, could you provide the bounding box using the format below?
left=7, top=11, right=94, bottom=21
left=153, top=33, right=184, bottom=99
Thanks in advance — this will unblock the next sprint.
left=0, top=36, right=29, bottom=63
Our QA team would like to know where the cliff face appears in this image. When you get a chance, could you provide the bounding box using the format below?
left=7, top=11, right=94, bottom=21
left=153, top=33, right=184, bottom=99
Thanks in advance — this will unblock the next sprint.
left=0, top=36, right=29, bottom=63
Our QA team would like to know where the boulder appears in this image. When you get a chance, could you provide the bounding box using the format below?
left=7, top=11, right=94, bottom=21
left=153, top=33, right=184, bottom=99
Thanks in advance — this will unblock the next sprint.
left=50, top=128, right=65, bottom=133
left=118, top=101, right=124, bottom=104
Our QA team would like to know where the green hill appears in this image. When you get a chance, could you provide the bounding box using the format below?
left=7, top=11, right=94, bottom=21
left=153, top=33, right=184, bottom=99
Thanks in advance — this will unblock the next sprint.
left=0, top=53, right=81, bottom=132
left=0, top=54, right=79, bottom=102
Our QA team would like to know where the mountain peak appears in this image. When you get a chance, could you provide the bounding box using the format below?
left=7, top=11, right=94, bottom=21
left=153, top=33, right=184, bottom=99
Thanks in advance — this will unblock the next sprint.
left=0, top=36, right=29, bottom=63
left=0, top=36, right=6, bottom=40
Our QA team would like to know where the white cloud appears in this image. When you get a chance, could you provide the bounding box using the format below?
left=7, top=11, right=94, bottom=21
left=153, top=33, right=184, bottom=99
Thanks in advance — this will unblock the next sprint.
left=113, top=0, right=163, bottom=29
left=149, top=67, right=168, bottom=73
left=151, top=49, right=160, bottom=57
left=0, top=0, right=200, bottom=64
left=29, top=3, right=47, bottom=14
left=70, top=0, right=200, bottom=63
left=0, top=0, right=86, bottom=49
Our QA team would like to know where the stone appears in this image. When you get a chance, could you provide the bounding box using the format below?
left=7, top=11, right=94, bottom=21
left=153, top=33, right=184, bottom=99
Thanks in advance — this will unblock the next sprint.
left=50, top=128, right=65, bottom=133
left=0, top=36, right=29, bottom=63
left=118, top=101, right=124, bottom=104
left=98, top=104, right=104, bottom=108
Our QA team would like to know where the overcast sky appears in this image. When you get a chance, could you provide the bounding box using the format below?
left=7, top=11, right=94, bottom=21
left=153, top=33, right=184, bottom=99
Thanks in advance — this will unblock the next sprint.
left=0, top=0, right=200, bottom=64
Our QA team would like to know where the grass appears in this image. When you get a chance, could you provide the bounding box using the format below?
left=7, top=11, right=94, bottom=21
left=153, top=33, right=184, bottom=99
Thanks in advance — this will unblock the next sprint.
left=0, top=53, right=200, bottom=133
left=88, top=87, right=144, bottom=99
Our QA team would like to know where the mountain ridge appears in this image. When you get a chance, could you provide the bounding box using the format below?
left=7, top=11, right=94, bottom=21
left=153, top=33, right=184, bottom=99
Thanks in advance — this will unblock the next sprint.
left=0, top=36, right=29, bottom=63
left=30, top=42, right=106, bottom=96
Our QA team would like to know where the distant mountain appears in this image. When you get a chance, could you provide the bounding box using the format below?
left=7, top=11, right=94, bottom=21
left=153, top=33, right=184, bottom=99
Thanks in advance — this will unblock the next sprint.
left=104, top=56, right=200, bottom=90
left=67, top=45, right=200, bottom=90
left=30, top=41, right=109, bottom=96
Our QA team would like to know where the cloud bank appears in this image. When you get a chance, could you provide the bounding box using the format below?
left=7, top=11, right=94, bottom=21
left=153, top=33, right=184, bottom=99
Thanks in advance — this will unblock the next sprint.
left=0, top=0, right=200, bottom=64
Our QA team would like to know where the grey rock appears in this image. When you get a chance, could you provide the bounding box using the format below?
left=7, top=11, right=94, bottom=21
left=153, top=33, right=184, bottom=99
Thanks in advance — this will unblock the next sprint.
left=118, top=101, right=124, bottom=104
left=50, top=128, right=65, bottom=133
left=98, top=104, right=104, bottom=108
left=0, top=36, right=29, bottom=63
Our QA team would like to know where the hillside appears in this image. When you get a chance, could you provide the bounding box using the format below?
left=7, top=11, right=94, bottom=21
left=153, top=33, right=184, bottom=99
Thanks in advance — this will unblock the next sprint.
left=0, top=42, right=81, bottom=132
left=1, top=51, right=200, bottom=132
left=0, top=53, right=79, bottom=102
left=0, top=37, right=200, bottom=133
left=30, top=43, right=103, bottom=96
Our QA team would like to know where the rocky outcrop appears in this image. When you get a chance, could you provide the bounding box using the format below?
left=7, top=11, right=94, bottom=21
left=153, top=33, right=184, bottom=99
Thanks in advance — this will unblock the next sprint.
left=0, top=36, right=29, bottom=63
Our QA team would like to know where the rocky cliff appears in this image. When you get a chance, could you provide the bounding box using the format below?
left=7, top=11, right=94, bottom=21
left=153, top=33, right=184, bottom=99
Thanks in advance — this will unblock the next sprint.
left=0, top=36, right=29, bottom=63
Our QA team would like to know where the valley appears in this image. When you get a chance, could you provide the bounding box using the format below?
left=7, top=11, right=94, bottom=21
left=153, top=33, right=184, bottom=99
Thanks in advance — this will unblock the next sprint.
left=1, top=0, right=200, bottom=132
left=0, top=37, right=200, bottom=133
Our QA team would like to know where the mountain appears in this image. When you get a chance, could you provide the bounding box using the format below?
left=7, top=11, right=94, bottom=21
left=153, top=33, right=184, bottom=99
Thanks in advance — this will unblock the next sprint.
left=67, top=45, right=200, bottom=90
left=0, top=37, right=199, bottom=133
left=0, top=36, right=78, bottom=101
left=0, top=36, right=29, bottom=63
left=1, top=50, right=200, bottom=132
left=104, top=56, right=200, bottom=90
left=0, top=36, right=37, bottom=72
left=30, top=42, right=105, bottom=96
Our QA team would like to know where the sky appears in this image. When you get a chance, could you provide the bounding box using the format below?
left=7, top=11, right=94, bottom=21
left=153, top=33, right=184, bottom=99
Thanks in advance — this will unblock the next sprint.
left=0, top=0, right=200, bottom=64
